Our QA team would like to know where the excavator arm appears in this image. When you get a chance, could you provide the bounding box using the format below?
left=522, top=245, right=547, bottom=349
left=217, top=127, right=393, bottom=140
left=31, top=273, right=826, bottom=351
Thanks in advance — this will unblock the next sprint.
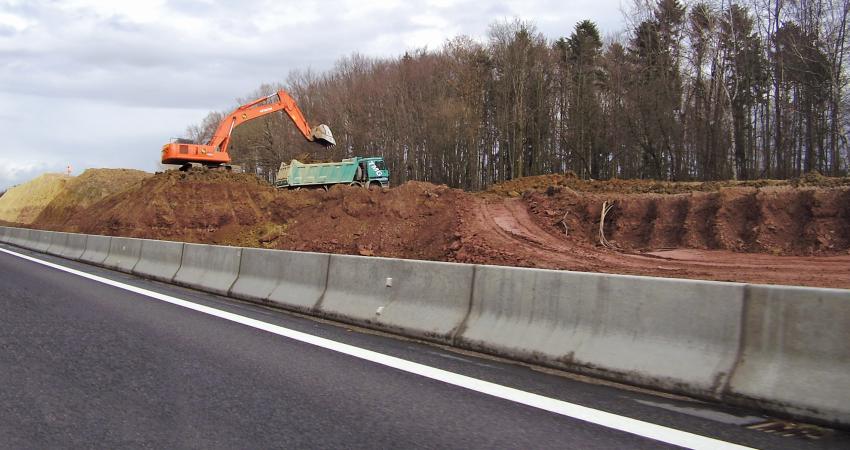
left=208, top=90, right=335, bottom=153
left=162, top=89, right=335, bottom=167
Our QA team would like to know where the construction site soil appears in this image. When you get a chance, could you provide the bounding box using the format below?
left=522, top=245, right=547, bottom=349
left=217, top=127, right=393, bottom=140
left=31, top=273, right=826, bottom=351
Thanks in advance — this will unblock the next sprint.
left=3, top=169, right=848, bottom=288
left=0, top=173, right=72, bottom=224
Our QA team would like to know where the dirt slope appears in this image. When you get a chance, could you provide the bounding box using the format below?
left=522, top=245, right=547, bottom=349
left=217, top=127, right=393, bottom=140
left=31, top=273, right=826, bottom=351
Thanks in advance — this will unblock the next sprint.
left=57, top=171, right=463, bottom=261
left=20, top=169, right=850, bottom=288
left=57, top=170, right=277, bottom=239
left=35, top=169, right=151, bottom=229
left=0, top=173, right=71, bottom=224
left=515, top=185, right=850, bottom=256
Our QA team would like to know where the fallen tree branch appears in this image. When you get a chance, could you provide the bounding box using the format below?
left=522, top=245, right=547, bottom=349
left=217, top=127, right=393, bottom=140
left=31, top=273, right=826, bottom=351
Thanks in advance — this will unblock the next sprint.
left=561, top=211, right=569, bottom=236
left=599, top=201, right=615, bottom=248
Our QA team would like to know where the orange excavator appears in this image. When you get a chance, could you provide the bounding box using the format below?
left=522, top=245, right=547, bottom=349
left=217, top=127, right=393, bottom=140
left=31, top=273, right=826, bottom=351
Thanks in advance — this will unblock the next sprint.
left=161, top=89, right=335, bottom=170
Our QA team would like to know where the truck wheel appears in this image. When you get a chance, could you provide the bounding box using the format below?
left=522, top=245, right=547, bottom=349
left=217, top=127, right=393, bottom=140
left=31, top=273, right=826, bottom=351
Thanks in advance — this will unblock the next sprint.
left=349, top=181, right=362, bottom=187
left=368, top=181, right=381, bottom=190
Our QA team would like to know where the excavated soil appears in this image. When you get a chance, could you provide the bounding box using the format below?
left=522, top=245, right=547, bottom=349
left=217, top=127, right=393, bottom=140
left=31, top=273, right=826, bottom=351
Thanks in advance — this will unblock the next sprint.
left=0, top=173, right=72, bottom=224
left=11, top=169, right=850, bottom=289
left=38, top=170, right=462, bottom=262
left=448, top=192, right=850, bottom=288
left=34, top=169, right=151, bottom=228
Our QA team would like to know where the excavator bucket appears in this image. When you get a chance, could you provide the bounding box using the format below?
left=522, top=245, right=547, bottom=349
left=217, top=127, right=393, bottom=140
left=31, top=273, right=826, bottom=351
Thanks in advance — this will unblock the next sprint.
left=311, top=124, right=336, bottom=147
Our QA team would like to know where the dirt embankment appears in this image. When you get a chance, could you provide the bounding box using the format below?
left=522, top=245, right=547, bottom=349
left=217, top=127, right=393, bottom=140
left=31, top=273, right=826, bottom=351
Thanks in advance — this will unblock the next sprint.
left=0, top=173, right=72, bottom=224
left=447, top=190, right=849, bottom=288
left=519, top=185, right=850, bottom=256
left=35, top=169, right=151, bottom=228
left=55, top=170, right=278, bottom=240
left=46, top=170, right=463, bottom=261
left=10, top=168, right=850, bottom=288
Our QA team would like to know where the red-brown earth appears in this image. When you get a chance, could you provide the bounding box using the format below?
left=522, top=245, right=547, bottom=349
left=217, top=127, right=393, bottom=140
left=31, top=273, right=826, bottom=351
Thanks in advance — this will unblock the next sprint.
left=16, top=169, right=850, bottom=289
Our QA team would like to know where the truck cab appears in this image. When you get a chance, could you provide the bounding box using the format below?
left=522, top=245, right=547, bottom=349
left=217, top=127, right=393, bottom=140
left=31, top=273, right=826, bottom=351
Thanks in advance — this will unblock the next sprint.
left=356, top=157, right=390, bottom=188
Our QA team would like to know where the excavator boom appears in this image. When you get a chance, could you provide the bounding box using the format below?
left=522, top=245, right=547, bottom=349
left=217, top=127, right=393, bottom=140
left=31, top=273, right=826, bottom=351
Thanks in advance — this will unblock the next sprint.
left=162, top=90, right=335, bottom=167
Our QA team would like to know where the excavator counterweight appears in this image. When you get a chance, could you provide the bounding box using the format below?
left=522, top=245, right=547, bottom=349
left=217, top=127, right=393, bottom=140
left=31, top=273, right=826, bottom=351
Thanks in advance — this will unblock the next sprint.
left=162, top=90, right=334, bottom=168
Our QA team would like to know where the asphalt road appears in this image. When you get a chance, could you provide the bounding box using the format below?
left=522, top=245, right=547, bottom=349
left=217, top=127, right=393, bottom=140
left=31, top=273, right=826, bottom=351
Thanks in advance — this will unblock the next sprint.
left=0, top=244, right=847, bottom=449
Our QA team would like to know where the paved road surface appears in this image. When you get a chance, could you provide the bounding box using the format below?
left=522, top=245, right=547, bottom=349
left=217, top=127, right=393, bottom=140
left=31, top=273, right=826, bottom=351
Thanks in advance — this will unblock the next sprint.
left=0, top=244, right=847, bottom=449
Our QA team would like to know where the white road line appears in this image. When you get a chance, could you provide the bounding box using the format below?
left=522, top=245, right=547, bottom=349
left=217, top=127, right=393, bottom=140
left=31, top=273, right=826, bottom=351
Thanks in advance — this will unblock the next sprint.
left=0, top=246, right=753, bottom=450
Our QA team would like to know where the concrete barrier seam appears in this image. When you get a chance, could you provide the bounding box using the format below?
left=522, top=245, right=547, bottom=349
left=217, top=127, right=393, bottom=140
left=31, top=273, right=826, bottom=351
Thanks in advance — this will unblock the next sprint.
left=224, top=248, right=244, bottom=296
left=130, top=245, right=143, bottom=273
left=226, top=248, right=246, bottom=298
left=176, top=242, right=185, bottom=282
left=311, top=255, right=333, bottom=311
left=722, top=285, right=752, bottom=396
left=450, top=264, right=477, bottom=345
left=78, top=234, right=90, bottom=261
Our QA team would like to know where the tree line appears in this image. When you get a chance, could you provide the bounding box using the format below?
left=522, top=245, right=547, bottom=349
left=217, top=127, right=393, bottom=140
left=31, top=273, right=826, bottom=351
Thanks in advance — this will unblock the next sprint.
left=185, top=0, right=850, bottom=189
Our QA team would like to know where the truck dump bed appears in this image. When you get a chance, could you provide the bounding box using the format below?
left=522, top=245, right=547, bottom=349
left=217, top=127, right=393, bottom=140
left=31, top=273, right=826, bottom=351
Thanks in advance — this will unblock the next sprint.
left=275, top=159, right=358, bottom=188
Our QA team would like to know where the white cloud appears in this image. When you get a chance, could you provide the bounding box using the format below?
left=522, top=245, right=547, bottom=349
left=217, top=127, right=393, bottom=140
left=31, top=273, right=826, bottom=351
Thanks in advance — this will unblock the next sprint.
left=0, top=160, right=62, bottom=190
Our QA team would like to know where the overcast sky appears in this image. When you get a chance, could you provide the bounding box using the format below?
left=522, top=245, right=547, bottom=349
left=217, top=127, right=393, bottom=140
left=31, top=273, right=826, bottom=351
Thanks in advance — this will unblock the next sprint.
left=0, top=0, right=626, bottom=190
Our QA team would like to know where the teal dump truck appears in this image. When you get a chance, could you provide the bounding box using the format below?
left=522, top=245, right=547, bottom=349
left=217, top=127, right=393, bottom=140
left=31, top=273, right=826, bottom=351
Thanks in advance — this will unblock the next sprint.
left=274, top=156, right=390, bottom=190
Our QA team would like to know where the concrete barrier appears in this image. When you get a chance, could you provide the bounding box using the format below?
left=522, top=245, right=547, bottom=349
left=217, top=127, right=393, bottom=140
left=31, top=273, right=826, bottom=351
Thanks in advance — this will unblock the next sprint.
left=18, top=228, right=34, bottom=249
left=44, top=231, right=88, bottom=261
left=726, top=285, right=850, bottom=427
left=132, top=239, right=184, bottom=283
left=3, top=225, right=849, bottom=428
left=8, top=228, right=31, bottom=248
left=455, top=265, right=745, bottom=398
left=13, top=228, right=32, bottom=249
left=0, top=226, right=12, bottom=244
left=14, top=228, right=32, bottom=249
left=3, top=227, right=16, bottom=245
left=80, top=235, right=111, bottom=265
left=0, top=226, right=13, bottom=245
left=230, top=248, right=330, bottom=312
left=30, top=230, right=54, bottom=253
left=45, top=232, right=70, bottom=256
left=317, top=255, right=474, bottom=342
left=14, top=228, right=31, bottom=248
left=0, top=227, right=19, bottom=246
left=267, top=251, right=331, bottom=312
left=59, top=233, right=88, bottom=260
left=16, top=228, right=35, bottom=249
left=102, top=237, right=143, bottom=273
left=173, top=243, right=241, bottom=295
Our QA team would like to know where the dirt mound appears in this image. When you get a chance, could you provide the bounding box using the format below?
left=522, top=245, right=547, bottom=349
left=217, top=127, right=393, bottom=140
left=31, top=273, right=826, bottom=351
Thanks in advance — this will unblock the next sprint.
left=0, top=173, right=71, bottom=224
left=262, top=181, right=462, bottom=259
left=60, top=170, right=462, bottom=260
left=64, top=169, right=277, bottom=239
left=15, top=169, right=850, bottom=288
left=34, top=169, right=151, bottom=229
